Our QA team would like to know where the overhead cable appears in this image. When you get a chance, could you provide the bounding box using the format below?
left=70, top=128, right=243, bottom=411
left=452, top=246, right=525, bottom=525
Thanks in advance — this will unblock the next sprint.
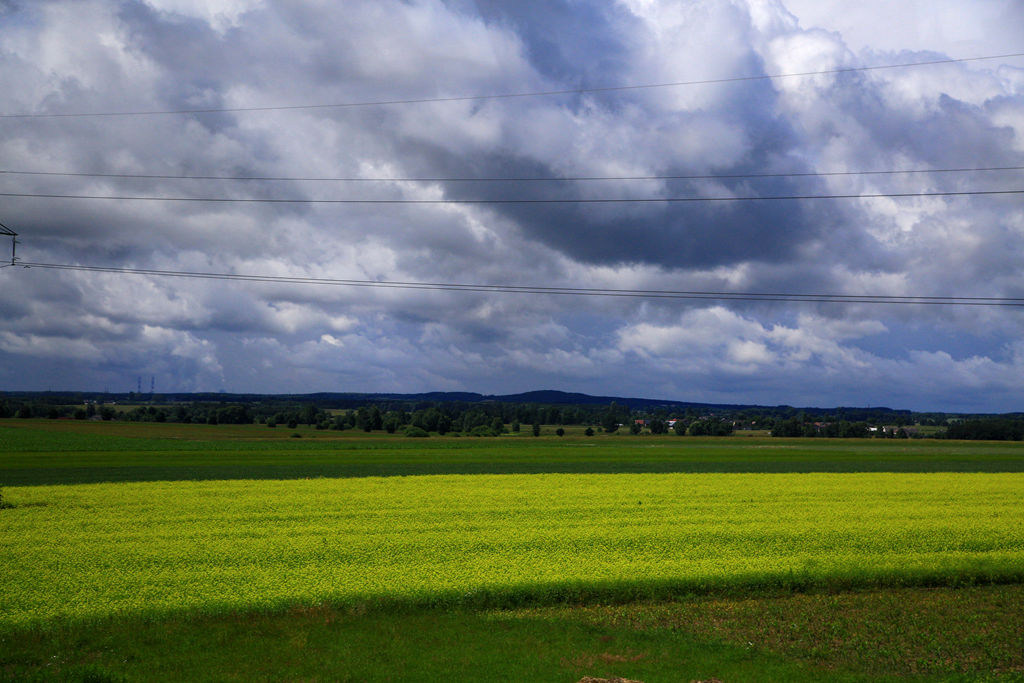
left=2, top=52, right=1021, bottom=119
left=1, top=165, right=1022, bottom=183
left=13, top=261, right=1024, bottom=307
left=0, top=189, right=1020, bottom=204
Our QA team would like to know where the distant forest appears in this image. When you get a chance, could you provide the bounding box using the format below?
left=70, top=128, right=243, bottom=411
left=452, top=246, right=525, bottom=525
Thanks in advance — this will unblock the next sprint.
left=3, top=390, right=1023, bottom=440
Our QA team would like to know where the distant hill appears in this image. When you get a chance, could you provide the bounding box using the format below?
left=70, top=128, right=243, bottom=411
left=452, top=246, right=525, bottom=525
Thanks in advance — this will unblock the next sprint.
left=306, top=389, right=909, bottom=416
left=1, top=388, right=913, bottom=417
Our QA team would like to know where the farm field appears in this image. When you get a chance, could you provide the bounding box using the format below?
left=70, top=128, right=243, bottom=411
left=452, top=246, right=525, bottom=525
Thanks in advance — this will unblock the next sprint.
left=3, top=419, right=1024, bottom=487
left=2, top=419, right=1024, bottom=681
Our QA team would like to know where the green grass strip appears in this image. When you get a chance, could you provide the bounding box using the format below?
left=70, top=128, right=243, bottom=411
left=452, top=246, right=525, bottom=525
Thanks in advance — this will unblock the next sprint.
left=5, top=421, right=1024, bottom=487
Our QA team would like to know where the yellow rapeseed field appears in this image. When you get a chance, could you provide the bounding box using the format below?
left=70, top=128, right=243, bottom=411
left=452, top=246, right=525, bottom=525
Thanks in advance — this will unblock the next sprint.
left=2, top=472, right=1023, bottom=628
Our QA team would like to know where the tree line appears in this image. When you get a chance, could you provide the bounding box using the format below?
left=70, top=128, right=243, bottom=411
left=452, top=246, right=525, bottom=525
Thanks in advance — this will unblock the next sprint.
left=3, top=396, right=1023, bottom=440
left=0, top=398, right=733, bottom=436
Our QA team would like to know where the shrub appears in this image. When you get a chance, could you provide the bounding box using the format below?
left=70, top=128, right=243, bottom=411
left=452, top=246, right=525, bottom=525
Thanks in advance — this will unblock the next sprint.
left=404, top=426, right=430, bottom=438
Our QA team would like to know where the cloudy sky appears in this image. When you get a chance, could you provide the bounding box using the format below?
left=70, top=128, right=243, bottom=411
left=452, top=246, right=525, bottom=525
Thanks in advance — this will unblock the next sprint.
left=1, top=0, right=1023, bottom=412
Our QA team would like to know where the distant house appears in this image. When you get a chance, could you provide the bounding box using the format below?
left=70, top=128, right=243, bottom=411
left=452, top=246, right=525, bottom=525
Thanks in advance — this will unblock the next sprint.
left=881, top=425, right=918, bottom=436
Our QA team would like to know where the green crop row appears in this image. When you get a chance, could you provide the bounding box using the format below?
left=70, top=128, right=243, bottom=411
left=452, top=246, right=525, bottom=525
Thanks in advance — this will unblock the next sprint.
left=6, top=421, right=1024, bottom=488
left=2, top=472, right=1022, bottom=630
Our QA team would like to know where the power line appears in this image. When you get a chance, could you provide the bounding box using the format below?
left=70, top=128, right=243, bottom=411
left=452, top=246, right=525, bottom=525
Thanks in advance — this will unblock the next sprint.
left=1, top=165, right=1022, bottom=183
left=3, top=52, right=1021, bottom=119
left=13, top=261, right=1024, bottom=306
left=0, top=189, right=1020, bottom=204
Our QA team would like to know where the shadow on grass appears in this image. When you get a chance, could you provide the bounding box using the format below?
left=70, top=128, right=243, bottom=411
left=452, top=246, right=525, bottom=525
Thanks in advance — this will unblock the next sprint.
left=6, top=571, right=1024, bottom=682
left=9, top=583, right=1023, bottom=682
left=0, top=599, right=864, bottom=683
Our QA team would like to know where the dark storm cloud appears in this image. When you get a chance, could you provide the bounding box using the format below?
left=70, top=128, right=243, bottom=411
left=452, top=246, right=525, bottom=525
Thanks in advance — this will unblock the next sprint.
left=117, top=1, right=233, bottom=101
left=397, top=81, right=883, bottom=271
left=467, top=0, right=638, bottom=85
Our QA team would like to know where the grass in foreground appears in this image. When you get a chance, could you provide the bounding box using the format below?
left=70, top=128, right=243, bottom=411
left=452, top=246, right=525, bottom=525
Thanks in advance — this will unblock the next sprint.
left=3, top=585, right=1022, bottom=682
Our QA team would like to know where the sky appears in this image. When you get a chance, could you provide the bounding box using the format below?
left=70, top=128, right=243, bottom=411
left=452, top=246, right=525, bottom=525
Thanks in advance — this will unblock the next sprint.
left=0, top=0, right=1023, bottom=412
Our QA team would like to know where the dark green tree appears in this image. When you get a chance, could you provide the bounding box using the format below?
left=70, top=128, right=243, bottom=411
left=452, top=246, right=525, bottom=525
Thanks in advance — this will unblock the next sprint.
left=771, top=418, right=803, bottom=437
left=601, top=404, right=621, bottom=433
left=437, top=414, right=452, bottom=435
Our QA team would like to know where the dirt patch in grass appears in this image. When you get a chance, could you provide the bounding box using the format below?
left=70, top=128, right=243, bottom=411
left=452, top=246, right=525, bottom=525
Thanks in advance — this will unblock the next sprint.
left=568, top=651, right=648, bottom=668
left=529, top=584, right=1024, bottom=678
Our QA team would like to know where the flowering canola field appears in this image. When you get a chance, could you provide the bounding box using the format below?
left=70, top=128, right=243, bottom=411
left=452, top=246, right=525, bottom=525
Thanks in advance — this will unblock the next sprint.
left=3, top=472, right=1022, bottom=629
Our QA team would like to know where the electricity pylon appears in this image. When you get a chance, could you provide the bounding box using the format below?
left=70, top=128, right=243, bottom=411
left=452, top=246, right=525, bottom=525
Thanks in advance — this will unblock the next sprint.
left=0, top=222, right=17, bottom=266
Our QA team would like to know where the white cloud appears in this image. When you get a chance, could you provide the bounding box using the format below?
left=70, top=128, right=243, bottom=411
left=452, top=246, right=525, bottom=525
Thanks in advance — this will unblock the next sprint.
left=783, top=0, right=1024, bottom=59
left=142, top=0, right=262, bottom=28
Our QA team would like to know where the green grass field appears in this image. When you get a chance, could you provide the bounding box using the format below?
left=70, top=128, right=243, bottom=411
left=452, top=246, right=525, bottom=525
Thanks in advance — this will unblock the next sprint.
left=3, top=419, right=1024, bottom=487
left=2, top=419, right=1024, bottom=682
